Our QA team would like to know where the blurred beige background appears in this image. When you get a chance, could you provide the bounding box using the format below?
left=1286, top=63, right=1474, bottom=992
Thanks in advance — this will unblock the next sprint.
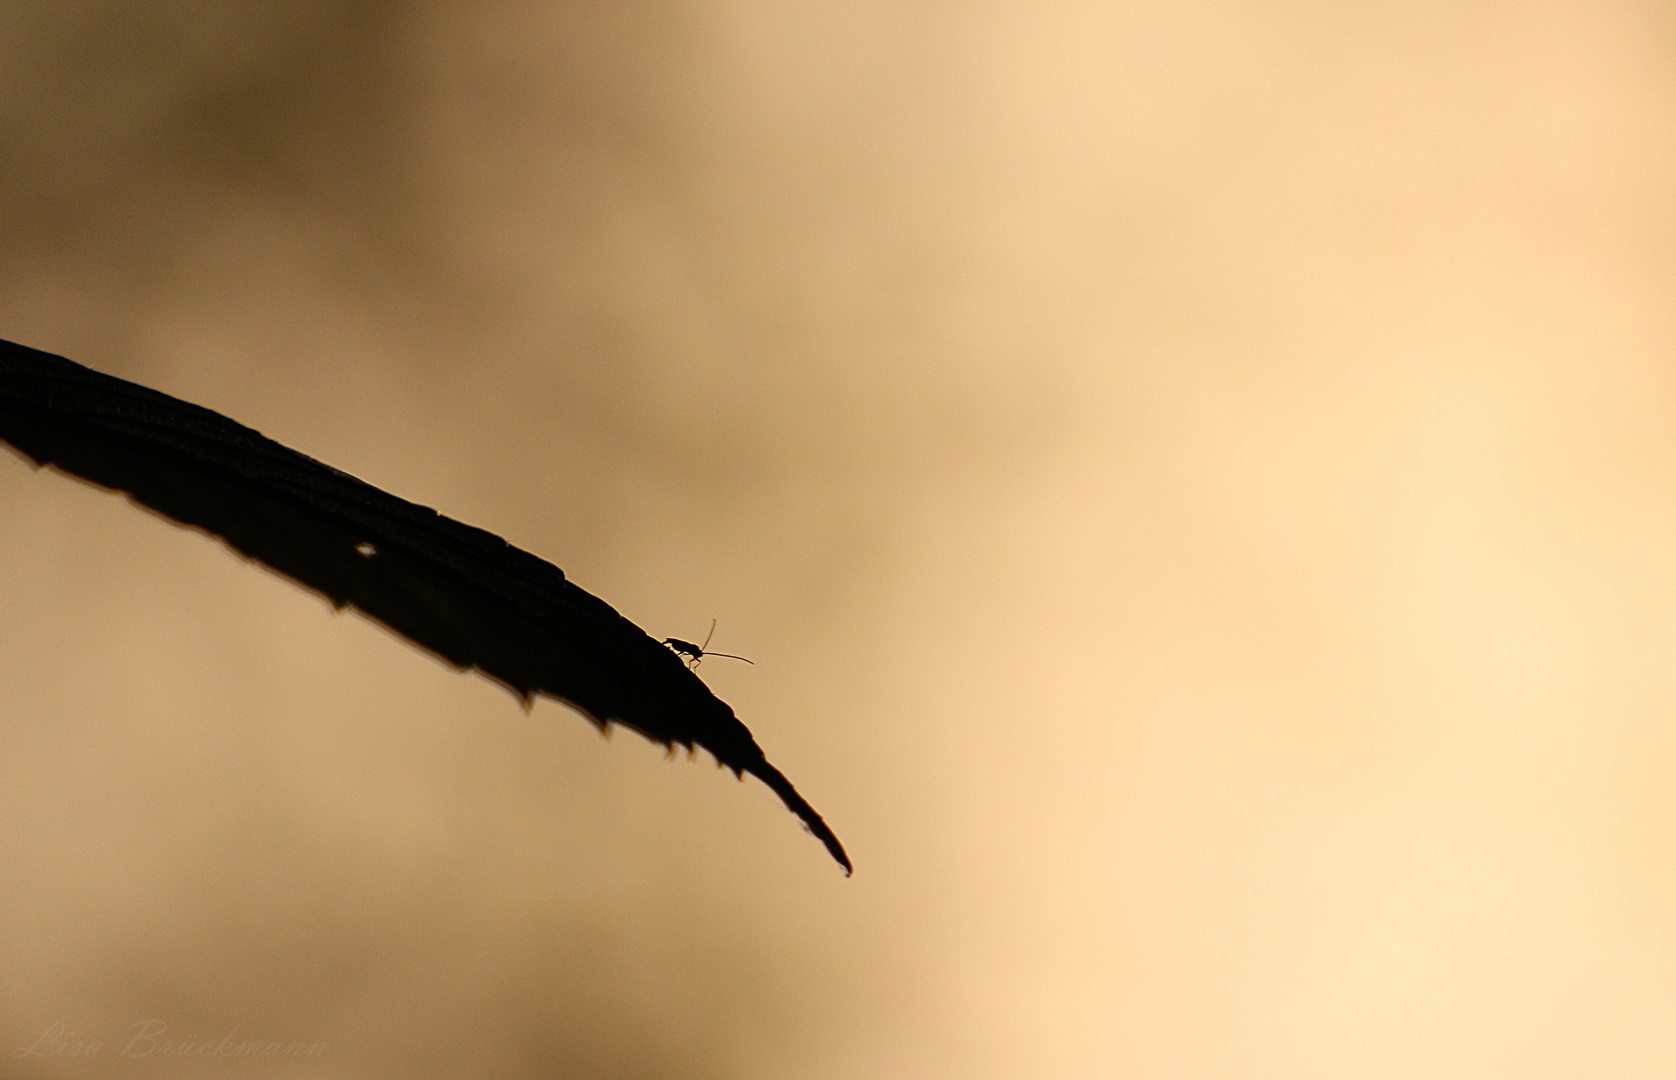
left=2, top=2, right=1675, bottom=1077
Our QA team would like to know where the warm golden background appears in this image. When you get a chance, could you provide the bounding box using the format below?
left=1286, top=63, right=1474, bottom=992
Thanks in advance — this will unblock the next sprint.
left=1, top=2, right=1674, bottom=1077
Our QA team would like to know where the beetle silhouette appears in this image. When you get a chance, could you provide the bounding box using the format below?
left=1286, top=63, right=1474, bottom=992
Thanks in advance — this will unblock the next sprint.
left=664, top=619, right=754, bottom=669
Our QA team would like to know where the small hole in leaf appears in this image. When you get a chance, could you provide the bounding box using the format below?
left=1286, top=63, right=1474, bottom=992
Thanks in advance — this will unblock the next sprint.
left=356, top=542, right=377, bottom=557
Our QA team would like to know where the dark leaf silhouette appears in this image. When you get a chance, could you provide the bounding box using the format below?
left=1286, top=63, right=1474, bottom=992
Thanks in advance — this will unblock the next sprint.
left=0, top=338, right=850, bottom=874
